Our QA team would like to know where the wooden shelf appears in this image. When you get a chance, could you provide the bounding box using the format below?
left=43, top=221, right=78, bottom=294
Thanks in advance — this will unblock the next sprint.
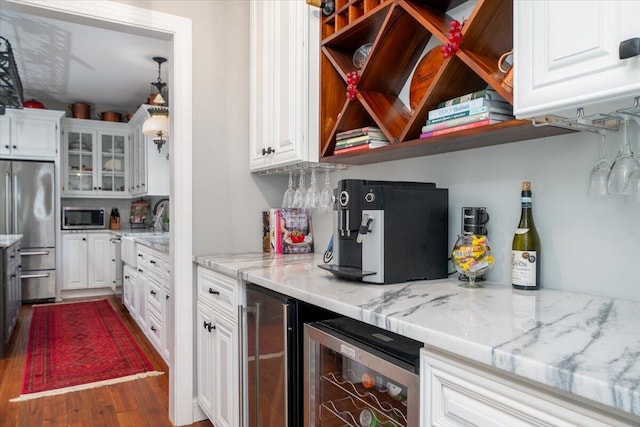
left=320, top=120, right=575, bottom=165
left=315, top=0, right=573, bottom=165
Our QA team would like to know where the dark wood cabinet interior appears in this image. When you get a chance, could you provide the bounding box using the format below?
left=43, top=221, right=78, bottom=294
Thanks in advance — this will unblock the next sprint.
left=316, top=0, right=574, bottom=165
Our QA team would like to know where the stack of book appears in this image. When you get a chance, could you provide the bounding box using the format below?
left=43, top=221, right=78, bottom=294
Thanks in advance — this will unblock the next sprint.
left=333, top=126, right=390, bottom=155
left=420, top=88, right=514, bottom=139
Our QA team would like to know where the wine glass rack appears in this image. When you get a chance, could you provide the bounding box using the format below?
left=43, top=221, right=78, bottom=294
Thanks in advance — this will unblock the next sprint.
left=532, top=97, right=640, bottom=135
left=315, top=0, right=574, bottom=165
left=320, top=371, right=408, bottom=426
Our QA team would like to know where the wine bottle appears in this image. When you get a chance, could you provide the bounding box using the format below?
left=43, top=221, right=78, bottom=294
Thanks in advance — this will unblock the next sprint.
left=511, top=182, right=540, bottom=290
left=306, top=0, right=335, bottom=16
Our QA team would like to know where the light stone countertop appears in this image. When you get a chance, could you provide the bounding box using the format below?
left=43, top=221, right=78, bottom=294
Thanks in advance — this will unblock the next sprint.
left=0, top=234, right=22, bottom=248
left=132, top=234, right=169, bottom=255
left=194, top=252, right=640, bottom=418
left=60, top=229, right=169, bottom=255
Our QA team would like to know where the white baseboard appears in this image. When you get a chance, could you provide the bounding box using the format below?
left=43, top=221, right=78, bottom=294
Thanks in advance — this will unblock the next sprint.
left=60, top=288, right=117, bottom=301
left=192, top=398, right=208, bottom=423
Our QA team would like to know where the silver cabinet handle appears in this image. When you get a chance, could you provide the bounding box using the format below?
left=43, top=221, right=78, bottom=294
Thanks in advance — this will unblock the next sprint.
left=21, top=272, right=51, bottom=279
left=21, top=251, right=50, bottom=256
left=4, top=172, right=10, bottom=232
left=12, top=173, right=19, bottom=232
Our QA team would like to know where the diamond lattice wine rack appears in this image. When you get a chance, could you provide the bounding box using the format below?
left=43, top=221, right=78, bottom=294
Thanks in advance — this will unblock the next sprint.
left=317, top=0, right=574, bottom=165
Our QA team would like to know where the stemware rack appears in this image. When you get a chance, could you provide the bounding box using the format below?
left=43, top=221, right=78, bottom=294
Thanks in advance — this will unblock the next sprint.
left=532, top=97, right=640, bottom=135
left=319, top=371, right=408, bottom=426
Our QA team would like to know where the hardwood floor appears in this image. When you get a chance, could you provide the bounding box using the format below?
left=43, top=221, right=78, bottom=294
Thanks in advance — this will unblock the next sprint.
left=0, top=295, right=214, bottom=427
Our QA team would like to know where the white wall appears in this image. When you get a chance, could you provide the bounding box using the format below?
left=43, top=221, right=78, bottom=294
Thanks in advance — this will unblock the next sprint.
left=311, top=130, right=640, bottom=302
left=115, top=0, right=286, bottom=255
left=117, top=1, right=639, bottom=302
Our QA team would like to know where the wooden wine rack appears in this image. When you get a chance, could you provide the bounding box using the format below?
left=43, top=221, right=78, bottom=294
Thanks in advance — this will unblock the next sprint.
left=316, top=0, right=574, bottom=165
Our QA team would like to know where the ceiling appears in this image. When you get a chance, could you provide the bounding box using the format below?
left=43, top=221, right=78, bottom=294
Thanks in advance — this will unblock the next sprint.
left=0, top=7, right=170, bottom=115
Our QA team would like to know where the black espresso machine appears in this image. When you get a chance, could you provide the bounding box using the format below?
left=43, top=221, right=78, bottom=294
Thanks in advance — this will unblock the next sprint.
left=319, top=179, right=448, bottom=284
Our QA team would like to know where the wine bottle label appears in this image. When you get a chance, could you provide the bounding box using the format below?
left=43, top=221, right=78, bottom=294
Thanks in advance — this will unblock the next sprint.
left=512, top=250, right=537, bottom=287
left=521, top=196, right=532, bottom=208
left=514, top=228, right=529, bottom=234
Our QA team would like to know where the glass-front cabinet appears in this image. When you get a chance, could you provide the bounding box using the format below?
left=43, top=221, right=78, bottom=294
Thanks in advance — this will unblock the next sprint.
left=99, top=132, right=126, bottom=193
left=62, top=119, right=129, bottom=196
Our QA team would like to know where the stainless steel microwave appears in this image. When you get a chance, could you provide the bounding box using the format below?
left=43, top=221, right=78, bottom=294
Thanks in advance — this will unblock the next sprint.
left=62, top=207, right=106, bottom=229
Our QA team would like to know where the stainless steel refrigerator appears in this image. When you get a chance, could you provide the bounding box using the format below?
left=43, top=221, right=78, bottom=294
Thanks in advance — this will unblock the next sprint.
left=0, top=160, right=56, bottom=302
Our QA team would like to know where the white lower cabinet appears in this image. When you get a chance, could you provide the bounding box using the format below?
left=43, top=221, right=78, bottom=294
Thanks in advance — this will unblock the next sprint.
left=421, top=348, right=635, bottom=426
left=109, top=236, right=122, bottom=292
left=122, top=264, right=137, bottom=320
left=135, top=245, right=171, bottom=364
left=62, top=232, right=111, bottom=290
left=195, top=266, right=240, bottom=427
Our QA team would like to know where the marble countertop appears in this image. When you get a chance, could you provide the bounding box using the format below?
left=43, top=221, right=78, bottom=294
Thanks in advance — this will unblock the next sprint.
left=0, top=234, right=22, bottom=248
left=194, top=252, right=640, bottom=418
left=60, top=229, right=169, bottom=254
left=132, top=234, right=169, bottom=255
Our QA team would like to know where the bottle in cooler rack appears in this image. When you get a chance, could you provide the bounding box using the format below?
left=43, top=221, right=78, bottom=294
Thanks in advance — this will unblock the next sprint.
left=359, top=408, right=378, bottom=426
left=511, top=182, right=541, bottom=290
left=305, top=0, right=335, bottom=16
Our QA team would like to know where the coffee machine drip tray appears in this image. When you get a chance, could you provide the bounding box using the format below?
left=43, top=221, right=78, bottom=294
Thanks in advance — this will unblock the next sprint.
left=318, top=264, right=377, bottom=281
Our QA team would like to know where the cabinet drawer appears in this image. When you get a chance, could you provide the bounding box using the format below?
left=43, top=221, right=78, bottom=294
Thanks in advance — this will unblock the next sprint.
left=147, top=313, right=163, bottom=351
left=147, top=278, right=163, bottom=318
left=137, top=246, right=169, bottom=280
left=197, top=266, right=236, bottom=317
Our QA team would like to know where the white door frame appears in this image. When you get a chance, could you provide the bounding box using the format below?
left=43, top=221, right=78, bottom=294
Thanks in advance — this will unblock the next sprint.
left=1, top=1, right=194, bottom=425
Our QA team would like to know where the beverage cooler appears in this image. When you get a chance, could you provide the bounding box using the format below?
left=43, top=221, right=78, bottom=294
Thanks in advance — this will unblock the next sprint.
left=304, top=318, right=421, bottom=426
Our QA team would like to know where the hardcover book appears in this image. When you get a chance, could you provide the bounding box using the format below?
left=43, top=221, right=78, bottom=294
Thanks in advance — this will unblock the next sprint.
left=422, top=111, right=513, bottom=133
left=437, top=87, right=508, bottom=108
left=420, top=118, right=502, bottom=138
left=269, top=208, right=314, bottom=254
left=428, top=98, right=512, bottom=120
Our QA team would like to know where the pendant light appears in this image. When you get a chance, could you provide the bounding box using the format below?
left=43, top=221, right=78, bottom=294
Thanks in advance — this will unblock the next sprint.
left=143, top=57, right=169, bottom=153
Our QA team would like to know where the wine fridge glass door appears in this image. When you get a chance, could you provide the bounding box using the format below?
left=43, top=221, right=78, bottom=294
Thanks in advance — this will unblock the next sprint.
left=304, top=323, right=419, bottom=427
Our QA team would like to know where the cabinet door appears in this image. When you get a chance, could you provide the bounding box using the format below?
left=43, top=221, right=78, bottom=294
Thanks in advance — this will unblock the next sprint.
left=196, top=301, right=215, bottom=420
left=421, top=348, right=632, bottom=426
left=109, top=237, right=122, bottom=291
left=10, top=114, right=58, bottom=159
left=97, top=131, right=128, bottom=194
left=63, top=127, right=96, bottom=194
left=87, top=233, right=110, bottom=288
left=0, top=115, right=11, bottom=157
left=514, top=0, right=640, bottom=118
left=123, top=265, right=135, bottom=315
left=163, top=288, right=172, bottom=362
left=62, top=234, right=88, bottom=289
left=249, top=1, right=318, bottom=171
left=213, top=314, right=238, bottom=427
left=129, top=126, right=142, bottom=195
left=136, top=269, right=148, bottom=331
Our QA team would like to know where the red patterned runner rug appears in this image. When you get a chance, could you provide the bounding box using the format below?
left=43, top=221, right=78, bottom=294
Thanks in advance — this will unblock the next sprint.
left=10, top=299, right=162, bottom=401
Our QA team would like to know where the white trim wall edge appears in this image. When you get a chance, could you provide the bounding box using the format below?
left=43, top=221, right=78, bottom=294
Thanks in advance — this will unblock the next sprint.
left=1, top=1, right=195, bottom=425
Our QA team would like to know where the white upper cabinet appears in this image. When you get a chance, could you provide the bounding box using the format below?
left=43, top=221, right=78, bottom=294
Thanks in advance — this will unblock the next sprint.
left=514, top=0, right=640, bottom=118
left=128, top=105, right=170, bottom=197
left=61, top=118, right=129, bottom=197
left=249, top=0, right=319, bottom=172
left=0, top=109, right=64, bottom=160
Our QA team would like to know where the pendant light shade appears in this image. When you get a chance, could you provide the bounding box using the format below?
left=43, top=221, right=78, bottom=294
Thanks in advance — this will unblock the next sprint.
left=143, top=56, right=169, bottom=153
left=143, top=107, right=169, bottom=152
